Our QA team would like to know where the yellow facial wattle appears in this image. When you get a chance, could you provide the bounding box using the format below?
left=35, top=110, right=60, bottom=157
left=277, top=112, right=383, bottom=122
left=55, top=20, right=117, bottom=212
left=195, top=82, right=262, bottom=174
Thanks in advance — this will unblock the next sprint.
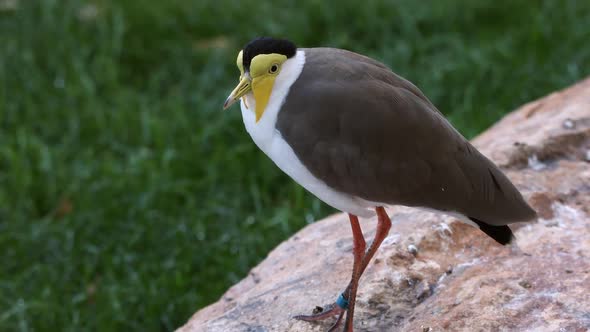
left=252, top=75, right=275, bottom=122
left=236, top=50, right=244, bottom=76
left=225, top=51, right=288, bottom=122
left=248, top=53, right=287, bottom=122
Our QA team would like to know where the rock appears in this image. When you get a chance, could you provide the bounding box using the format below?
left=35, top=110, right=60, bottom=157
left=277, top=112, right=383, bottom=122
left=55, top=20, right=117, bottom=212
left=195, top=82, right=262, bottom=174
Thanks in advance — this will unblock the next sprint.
left=179, top=78, right=590, bottom=332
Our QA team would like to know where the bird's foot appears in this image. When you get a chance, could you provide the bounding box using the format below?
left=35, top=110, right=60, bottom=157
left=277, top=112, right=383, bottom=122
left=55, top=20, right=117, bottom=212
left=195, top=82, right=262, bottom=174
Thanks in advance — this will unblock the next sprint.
left=293, top=302, right=344, bottom=321
left=293, top=302, right=345, bottom=331
left=293, top=293, right=348, bottom=331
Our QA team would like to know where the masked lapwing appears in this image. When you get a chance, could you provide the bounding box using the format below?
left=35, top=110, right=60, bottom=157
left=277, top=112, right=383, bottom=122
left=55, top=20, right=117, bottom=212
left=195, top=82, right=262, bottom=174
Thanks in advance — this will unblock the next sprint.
left=223, top=37, right=536, bottom=332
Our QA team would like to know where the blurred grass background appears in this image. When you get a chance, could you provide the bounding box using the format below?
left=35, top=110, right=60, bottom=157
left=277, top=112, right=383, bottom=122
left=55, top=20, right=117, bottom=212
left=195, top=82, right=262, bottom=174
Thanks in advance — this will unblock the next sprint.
left=1, top=0, right=589, bottom=331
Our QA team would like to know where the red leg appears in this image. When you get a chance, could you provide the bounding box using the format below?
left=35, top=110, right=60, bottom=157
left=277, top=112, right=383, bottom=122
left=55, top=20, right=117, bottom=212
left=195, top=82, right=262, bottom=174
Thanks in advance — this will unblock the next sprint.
left=360, top=207, right=392, bottom=275
left=294, top=208, right=392, bottom=332
left=343, top=214, right=366, bottom=331
left=342, top=207, right=391, bottom=331
left=293, top=214, right=365, bottom=329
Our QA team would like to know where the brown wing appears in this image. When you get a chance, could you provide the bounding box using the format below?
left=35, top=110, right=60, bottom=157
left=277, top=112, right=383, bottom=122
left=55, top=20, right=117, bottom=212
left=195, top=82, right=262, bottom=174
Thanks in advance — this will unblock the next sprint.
left=277, top=48, right=536, bottom=225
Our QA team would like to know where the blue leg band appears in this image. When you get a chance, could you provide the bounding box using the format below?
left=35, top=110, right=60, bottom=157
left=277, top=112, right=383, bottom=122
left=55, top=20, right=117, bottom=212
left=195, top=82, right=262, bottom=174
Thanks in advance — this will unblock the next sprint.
left=336, top=293, right=349, bottom=310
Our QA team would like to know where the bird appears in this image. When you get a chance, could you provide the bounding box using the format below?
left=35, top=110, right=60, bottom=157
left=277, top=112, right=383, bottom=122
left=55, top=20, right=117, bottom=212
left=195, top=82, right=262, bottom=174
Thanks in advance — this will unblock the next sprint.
left=223, top=37, right=537, bottom=332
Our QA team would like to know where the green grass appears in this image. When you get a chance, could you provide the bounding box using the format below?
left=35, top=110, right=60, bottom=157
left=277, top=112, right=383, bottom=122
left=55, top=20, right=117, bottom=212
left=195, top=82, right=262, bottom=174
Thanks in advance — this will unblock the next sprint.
left=1, top=0, right=589, bottom=330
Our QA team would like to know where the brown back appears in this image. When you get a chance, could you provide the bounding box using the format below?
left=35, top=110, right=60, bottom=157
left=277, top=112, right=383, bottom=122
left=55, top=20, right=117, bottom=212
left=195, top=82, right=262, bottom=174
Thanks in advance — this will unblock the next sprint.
left=276, top=48, right=536, bottom=225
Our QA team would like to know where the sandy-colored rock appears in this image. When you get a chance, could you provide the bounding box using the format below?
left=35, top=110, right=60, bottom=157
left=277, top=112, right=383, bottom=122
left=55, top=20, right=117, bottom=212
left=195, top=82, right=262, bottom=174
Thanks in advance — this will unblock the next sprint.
left=180, top=78, right=590, bottom=332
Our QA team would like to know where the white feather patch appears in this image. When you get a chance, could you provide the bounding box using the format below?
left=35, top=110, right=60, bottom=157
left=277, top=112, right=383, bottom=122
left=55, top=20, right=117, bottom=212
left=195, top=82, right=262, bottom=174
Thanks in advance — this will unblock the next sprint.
left=240, top=50, right=376, bottom=218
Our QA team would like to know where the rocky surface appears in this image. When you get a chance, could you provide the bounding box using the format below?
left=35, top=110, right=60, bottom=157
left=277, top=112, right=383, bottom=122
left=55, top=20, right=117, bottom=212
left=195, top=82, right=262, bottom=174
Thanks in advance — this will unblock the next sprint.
left=180, top=78, right=590, bottom=332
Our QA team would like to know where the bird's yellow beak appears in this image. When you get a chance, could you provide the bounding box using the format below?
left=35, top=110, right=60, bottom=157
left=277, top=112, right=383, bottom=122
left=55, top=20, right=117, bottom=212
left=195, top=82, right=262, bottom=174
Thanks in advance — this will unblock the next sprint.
left=223, top=75, right=251, bottom=110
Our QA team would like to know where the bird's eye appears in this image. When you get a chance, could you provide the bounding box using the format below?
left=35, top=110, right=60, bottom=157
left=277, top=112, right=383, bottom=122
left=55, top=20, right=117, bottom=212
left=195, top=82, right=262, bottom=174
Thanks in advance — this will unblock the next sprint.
left=269, top=64, right=279, bottom=74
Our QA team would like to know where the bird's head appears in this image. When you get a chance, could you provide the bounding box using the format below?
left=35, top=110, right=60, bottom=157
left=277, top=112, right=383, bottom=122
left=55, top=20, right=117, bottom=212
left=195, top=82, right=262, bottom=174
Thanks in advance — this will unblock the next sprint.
left=223, top=37, right=297, bottom=122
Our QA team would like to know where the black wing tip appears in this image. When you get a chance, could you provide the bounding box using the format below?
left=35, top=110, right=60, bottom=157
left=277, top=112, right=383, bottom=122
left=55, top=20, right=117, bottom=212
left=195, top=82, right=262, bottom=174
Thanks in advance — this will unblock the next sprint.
left=469, top=217, right=514, bottom=245
left=524, top=204, right=539, bottom=221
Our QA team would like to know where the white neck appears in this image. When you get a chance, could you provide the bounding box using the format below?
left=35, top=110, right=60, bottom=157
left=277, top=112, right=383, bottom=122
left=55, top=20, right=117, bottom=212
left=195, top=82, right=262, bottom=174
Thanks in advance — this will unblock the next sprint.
left=240, top=50, right=306, bottom=149
left=239, top=50, right=376, bottom=217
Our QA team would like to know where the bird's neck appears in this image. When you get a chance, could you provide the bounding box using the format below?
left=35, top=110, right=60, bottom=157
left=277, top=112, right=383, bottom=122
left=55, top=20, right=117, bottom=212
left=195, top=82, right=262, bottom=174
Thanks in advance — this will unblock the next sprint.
left=241, top=50, right=306, bottom=148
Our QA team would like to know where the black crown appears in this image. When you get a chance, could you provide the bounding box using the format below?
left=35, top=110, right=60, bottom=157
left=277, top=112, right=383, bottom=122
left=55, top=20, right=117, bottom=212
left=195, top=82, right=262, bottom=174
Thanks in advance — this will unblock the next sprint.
left=242, top=37, right=297, bottom=71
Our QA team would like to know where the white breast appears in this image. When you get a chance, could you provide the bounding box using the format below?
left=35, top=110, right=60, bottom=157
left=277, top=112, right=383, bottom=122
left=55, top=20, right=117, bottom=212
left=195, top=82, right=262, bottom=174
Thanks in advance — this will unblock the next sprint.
left=240, top=50, right=376, bottom=218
